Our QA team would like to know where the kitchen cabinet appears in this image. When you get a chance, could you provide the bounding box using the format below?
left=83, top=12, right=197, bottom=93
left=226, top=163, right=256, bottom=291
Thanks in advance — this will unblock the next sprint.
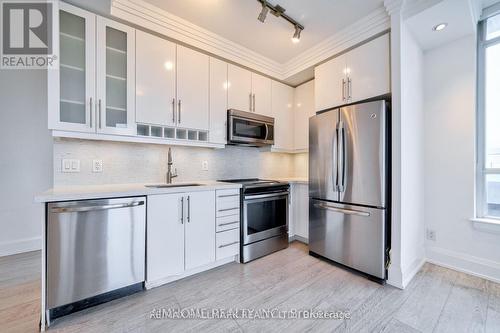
left=271, top=81, right=294, bottom=151
left=251, top=73, right=272, bottom=115
left=48, top=3, right=136, bottom=136
left=184, top=191, right=216, bottom=270
left=136, top=31, right=176, bottom=126
left=227, top=65, right=272, bottom=115
left=209, top=58, right=228, bottom=144
left=147, top=191, right=215, bottom=283
left=147, top=193, right=185, bottom=281
left=314, top=34, right=390, bottom=111
left=294, top=80, right=315, bottom=152
left=290, top=183, right=309, bottom=241
left=96, top=17, right=136, bottom=135
left=48, top=3, right=96, bottom=133
left=177, top=46, right=210, bottom=130
left=227, top=64, right=252, bottom=112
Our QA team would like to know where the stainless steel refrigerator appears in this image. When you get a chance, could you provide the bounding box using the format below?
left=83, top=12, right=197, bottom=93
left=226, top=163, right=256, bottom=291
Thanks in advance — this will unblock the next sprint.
left=309, top=99, right=390, bottom=281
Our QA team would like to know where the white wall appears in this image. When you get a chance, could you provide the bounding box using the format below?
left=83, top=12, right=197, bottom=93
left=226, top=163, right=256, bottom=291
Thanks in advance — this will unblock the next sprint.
left=424, top=35, right=500, bottom=282
left=399, top=24, right=426, bottom=287
left=0, top=70, right=53, bottom=256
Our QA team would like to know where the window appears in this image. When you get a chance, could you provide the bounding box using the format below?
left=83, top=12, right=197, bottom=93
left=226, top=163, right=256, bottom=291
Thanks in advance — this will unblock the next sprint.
left=478, top=13, right=500, bottom=219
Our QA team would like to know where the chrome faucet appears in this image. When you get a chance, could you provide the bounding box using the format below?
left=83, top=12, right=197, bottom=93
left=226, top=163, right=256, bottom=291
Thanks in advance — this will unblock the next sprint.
left=166, top=148, right=178, bottom=184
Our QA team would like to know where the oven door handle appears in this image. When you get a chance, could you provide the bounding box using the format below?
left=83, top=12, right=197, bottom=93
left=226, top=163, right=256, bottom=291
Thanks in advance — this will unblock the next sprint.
left=264, top=123, right=269, bottom=141
left=244, top=192, right=288, bottom=200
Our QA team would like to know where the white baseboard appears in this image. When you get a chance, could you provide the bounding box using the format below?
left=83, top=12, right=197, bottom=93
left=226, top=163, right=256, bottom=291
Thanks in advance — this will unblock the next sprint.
left=145, top=256, right=237, bottom=289
left=0, top=237, right=41, bottom=257
left=402, top=256, right=426, bottom=288
left=427, top=246, right=500, bottom=284
left=289, top=235, right=308, bottom=244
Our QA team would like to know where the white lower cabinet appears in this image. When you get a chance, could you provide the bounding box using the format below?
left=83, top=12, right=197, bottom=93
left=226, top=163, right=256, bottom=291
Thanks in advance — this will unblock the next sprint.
left=290, top=183, right=309, bottom=241
left=216, top=228, right=240, bottom=260
left=147, top=191, right=215, bottom=284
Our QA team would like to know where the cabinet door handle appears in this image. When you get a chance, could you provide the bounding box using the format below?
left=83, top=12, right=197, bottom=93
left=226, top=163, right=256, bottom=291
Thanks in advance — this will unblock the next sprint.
left=218, top=221, right=239, bottom=227
left=187, top=195, right=190, bottom=223
left=172, top=98, right=176, bottom=123
left=180, top=197, right=184, bottom=224
left=98, top=99, right=102, bottom=129
left=217, top=194, right=239, bottom=198
left=252, top=94, right=256, bottom=112
left=218, top=207, right=238, bottom=212
left=218, top=241, right=239, bottom=248
left=89, top=97, right=93, bottom=127
left=348, top=78, right=352, bottom=100
left=342, top=79, right=346, bottom=101
left=249, top=93, right=252, bottom=112
left=178, top=100, right=181, bottom=123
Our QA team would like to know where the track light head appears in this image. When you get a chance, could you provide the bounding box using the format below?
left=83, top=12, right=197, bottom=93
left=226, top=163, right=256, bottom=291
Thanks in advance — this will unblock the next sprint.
left=258, top=1, right=269, bottom=23
left=292, top=25, right=302, bottom=43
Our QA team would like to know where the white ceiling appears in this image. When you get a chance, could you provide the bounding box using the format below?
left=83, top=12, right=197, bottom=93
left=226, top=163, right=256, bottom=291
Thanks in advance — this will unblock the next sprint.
left=142, top=0, right=385, bottom=64
left=406, top=0, right=478, bottom=51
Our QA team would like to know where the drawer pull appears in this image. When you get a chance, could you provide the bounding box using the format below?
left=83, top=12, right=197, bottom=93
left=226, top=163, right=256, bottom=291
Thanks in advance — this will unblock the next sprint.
left=217, top=194, right=240, bottom=198
left=218, top=207, right=239, bottom=212
left=218, top=241, right=239, bottom=248
left=218, top=221, right=239, bottom=227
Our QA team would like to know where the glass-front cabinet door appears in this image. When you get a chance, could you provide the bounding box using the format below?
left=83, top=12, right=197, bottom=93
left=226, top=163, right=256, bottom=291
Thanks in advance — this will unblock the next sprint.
left=48, top=3, right=95, bottom=132
left=96, top=17, right=136, bottom=135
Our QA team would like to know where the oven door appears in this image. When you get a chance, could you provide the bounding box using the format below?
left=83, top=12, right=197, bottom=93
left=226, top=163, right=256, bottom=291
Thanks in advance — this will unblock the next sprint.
left=229, top=116, right=273, bottom=146
left=243, top=191, right=288, bottom=245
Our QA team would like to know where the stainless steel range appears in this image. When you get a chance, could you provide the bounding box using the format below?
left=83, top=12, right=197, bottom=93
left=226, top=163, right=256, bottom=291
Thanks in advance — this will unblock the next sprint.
left=219, top=179, right=289, bottom=263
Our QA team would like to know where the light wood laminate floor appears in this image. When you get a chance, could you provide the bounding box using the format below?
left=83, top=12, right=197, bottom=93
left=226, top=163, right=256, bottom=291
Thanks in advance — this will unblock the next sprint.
left=1, top=242, right=499, bottom=332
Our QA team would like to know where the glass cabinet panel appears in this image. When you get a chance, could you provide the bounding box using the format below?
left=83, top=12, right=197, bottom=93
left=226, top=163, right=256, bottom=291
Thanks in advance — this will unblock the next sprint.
left=59, top=11, right=86, bottom=124
left=105, top=26, right=128, bottom=129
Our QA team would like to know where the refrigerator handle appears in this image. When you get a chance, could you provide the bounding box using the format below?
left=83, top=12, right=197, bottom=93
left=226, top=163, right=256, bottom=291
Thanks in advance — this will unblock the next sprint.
left=337, top=121, right=346, bottom=192
left=333, top=126, right=339, bottom=192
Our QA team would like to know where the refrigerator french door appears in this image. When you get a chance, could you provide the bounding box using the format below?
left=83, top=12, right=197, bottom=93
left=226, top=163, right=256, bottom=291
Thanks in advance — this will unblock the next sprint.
left=309, top=99, right=389, bottom=280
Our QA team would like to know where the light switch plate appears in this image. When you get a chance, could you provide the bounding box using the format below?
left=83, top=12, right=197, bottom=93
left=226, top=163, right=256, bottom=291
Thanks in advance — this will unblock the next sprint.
left=62, top=159, right=80, bottom=173
left=202, top=161, right=209, bottom=171
left=92, top=159, right=103, bottom=173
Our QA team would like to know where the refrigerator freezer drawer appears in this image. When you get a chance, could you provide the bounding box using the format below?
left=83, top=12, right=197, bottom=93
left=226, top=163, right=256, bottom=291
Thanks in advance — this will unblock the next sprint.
left=309, top=199, right=386, bottom=279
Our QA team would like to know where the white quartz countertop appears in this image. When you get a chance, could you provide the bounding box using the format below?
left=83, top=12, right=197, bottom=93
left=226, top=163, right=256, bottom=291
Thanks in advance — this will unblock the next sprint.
left=276, top=177, right=308, bottom=184
left=34, top=181, right=242, bottom=203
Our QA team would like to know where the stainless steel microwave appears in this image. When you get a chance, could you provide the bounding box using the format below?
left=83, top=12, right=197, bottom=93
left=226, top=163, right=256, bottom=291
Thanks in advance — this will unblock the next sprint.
left=227, top=109, right=274, bottom=147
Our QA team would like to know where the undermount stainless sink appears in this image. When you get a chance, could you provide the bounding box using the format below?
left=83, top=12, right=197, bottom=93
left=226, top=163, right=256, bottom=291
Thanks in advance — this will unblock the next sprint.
left=145, top=183, right=202, bottom=189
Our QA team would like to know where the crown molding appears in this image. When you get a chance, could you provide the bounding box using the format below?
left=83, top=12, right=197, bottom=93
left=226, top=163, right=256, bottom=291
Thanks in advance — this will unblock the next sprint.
left=111, top=0, right=390, bottom=81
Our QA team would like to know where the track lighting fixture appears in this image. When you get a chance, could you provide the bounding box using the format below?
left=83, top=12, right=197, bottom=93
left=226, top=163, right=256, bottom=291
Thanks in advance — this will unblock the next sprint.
left=255, top=0, right=304, bottom=43
left=258, top=1, right=269, bottom=23
left=292, top=25, right=302, bottom=43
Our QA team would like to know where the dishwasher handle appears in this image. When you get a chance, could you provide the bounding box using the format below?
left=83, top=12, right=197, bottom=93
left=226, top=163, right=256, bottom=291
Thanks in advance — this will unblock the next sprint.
left=51, top=201, right=145, bottom=213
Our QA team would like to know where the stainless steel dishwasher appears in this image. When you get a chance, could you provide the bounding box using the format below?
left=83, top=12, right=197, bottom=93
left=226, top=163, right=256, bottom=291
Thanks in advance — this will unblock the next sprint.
left=46, top=197, right=146, bottom=322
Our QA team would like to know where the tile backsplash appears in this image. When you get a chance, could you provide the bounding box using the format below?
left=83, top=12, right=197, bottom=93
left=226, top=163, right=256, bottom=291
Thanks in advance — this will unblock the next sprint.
left=54, top=138, right=308, bottom=186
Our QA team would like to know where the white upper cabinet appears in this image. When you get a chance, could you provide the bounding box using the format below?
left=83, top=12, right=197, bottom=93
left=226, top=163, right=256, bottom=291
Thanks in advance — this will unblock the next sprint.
left=96, top=17, right=136, bottom=136
left=227, top=64, right=252, bottom=112
left=209, top=58, right=228, bottom=144
left=271, top=81, right=294, bottom=151
left=184, top=191, right=216, bottom=270
left=294, top=80, right=315, bottom=152
left=136, top=31, right=176, bottom=126
left=314, top=34, right=390, bottom=111
left=251, top=73, right=272, bottom=116
left=346, top=34, right=390, bottom=103
left=49, top=3, right=95, bottom=133
left=176, top=46, right=209, bottom=130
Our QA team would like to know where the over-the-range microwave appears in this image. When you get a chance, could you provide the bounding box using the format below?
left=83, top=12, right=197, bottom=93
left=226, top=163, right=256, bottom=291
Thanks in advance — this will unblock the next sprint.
left=227, top=109, right=274, bottom=147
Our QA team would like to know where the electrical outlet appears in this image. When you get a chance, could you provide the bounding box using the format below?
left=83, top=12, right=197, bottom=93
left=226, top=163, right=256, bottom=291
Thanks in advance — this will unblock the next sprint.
left=202, top=161, right=209, bottom=171
left=92, top=160, right=103, bottom=173
left=62, top=159, right=80, bottom=173
left=426, top=229, right=436, bottom=241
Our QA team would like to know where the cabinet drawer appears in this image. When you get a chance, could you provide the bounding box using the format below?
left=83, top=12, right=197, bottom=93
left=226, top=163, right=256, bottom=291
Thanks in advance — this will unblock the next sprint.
left=216, top=200, right=240, bottom=217
left=216, top=214, right=240, bottom=232
left=216, top=228, right=239, bottom=260
left=216, top=189, right=240, bottom=199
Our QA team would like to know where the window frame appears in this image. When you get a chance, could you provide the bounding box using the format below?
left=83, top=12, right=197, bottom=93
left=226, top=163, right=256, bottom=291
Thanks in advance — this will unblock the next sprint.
left=477, top=15, right=500, bottom=220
